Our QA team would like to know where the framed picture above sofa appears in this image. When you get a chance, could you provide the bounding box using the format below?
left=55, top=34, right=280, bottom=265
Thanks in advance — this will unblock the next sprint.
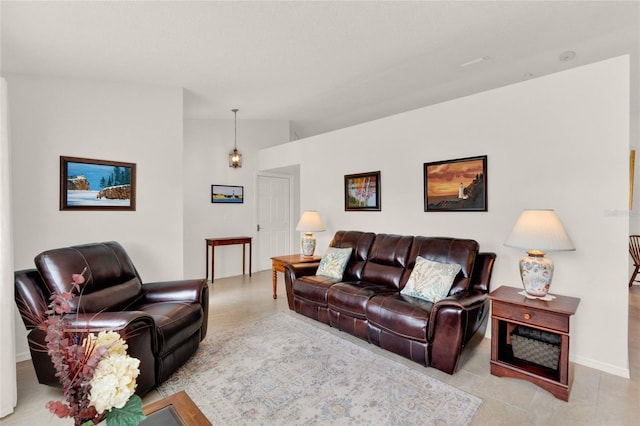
left=344, top=171, right=380, bottom=211
left=424, top=155, right=487, bottom=212
left=60, top=156, right=136, bottom=211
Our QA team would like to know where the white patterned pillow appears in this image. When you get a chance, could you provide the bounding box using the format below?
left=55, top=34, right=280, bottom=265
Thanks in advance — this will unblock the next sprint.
left=316, top=247, right=353, bottom=279
left=400, top=256, right=462, bottom=303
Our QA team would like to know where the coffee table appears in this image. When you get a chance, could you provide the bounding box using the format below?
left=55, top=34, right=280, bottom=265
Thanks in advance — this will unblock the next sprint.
left=141, top=390, right=211, bottom=425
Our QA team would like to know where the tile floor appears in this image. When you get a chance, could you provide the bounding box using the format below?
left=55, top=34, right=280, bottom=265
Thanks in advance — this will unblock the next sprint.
left=3, top=270, right=639, bottom=425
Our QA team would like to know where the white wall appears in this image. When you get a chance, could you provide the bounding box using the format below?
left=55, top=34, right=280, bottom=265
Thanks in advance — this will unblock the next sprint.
left=183, top=118, right=289, bottom=279
left=8, top=75, right=184, bottom=360
left=260, top=56, right=631, bottom=377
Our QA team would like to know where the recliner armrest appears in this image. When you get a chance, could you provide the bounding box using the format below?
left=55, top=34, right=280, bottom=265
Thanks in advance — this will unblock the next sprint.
left=140, top=279, right=207, bottom=304
left=46, top=311, right=157, bottom=396
left=138, top=278, right=209, bottom=340
left=15, top=269, right=48, bottom=329
left=62, top=310, right=155, bottom=332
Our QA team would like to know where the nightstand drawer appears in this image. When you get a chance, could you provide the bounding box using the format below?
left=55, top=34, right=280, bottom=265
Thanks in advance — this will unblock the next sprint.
left=492, top=302, right=570, bottom=333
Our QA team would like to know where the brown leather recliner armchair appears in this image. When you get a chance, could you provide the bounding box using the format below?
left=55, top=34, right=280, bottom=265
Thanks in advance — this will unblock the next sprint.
left=14, top=241, right=208, bottom=396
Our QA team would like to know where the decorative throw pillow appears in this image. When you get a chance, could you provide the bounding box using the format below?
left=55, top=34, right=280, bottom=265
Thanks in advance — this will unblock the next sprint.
left=316, top=247, right=353, bottom=279
left=400, top=256, right=462, bottom=303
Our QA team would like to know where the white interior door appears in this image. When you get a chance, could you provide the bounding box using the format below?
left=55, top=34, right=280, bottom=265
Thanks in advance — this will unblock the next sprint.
left=257, top=174, right=291, bottom=270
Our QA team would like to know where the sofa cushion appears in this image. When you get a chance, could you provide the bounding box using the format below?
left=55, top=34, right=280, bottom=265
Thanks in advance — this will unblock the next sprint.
left=328, top=281, right=397, bottom=319
left=329, top=231, right=376, bottom=281
left=366, top=294, right=433, bottom=342
left=404, top=237, right=478, bottom=295
left=400, top=257, right=461, bottom=303
left=316, top=247, right=352, bottom=279
left=293, top=275, right=341, bottom=307
left=360, top=234, right=413, bottom=289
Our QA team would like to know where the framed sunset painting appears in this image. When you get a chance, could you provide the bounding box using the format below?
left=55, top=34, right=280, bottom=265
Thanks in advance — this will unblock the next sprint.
left=424, top=156, right=487, bottom=212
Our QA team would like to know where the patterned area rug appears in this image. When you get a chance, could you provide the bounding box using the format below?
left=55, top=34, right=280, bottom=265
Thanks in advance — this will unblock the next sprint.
left=157, top=312, right=482, bottom=425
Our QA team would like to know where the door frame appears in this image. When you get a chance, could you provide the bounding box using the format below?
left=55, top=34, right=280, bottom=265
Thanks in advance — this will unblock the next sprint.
left=255, top=171, right=296, bottom=271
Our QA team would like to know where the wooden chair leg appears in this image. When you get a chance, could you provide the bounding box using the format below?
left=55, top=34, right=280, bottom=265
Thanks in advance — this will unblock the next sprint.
left=630, top=265, right=640, bottom=288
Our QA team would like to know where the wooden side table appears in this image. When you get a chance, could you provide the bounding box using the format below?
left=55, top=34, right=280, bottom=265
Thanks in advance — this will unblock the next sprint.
left=270, top=254, right=322, bottom=299
left=205, top=236, right=252, bottom=282
left=489, top=286, right=580, bottom=401
left=142, top=390, right=211, bottom=425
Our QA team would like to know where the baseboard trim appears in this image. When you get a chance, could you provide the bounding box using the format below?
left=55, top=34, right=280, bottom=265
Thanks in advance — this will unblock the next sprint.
left=572, top=354, right=630, bottom=379
left=16, top=351, right=30, bottom=363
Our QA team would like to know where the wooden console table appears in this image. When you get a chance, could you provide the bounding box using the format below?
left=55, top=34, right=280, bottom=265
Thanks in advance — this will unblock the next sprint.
left=142, top=390, right=211, bottom=425
left=205, top=236, right=252, bottom=282
left=489, top=285, right=580, bottom=401
left=270, top=254, right=321, bottom=299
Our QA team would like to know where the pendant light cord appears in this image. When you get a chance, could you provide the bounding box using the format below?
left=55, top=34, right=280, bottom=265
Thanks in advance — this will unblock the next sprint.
left=232, top=108, right=238, bottom=150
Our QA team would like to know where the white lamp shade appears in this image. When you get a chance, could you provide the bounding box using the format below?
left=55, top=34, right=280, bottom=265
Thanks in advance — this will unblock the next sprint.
left=504, top=209, right=575, bottom=252
left=296, top=210, right=325, bottom=232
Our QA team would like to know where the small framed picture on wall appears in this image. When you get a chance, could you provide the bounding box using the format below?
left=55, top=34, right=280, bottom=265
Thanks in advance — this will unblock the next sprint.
left=344, top=171, right=381, bottom=211
left=211, top=185, right=244, bottom=204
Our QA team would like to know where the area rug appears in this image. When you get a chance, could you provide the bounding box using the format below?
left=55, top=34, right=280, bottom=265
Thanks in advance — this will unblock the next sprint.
left=157, top=312, right=482, bottom=425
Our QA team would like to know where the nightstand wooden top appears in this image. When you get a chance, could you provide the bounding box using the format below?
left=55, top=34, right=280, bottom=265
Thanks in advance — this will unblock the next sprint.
left=489, top=286, right=580, bottom=316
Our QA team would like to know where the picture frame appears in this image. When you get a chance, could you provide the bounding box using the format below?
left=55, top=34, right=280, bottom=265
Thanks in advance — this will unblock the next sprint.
left=424, top=155, right=487, bottom=212
left=211, top=185, right=244, bottom=204
left=344, top=171, right=381, bottom=211
left=60, top=156, right=136, bottom=211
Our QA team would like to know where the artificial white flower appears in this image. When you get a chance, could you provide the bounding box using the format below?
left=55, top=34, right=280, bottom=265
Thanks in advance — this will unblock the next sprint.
left=88, top=354, right=140, bottom=414
left=84, top=330, right=128, bottom=357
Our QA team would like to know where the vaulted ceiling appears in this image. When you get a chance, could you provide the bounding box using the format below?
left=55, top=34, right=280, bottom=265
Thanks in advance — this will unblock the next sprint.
left=2, top=1, right=638, bottom=139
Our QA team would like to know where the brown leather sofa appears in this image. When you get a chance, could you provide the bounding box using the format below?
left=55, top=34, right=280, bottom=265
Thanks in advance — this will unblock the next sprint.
left=14, top=241, right=208, bottom=396
left=285, top=230, right=496, bottom=374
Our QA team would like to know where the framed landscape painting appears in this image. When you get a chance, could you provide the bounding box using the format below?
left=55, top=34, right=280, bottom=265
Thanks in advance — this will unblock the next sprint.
left=60, top=156, right=136, bottom=211
left=211, top=185, right=244, bottom=204
left=424, top=155, right=487, bottom=212
left=344, top=171, right=381, bottom=211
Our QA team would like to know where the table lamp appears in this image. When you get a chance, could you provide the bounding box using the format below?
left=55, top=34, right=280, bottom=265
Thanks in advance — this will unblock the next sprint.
left=504, top=209, right=575, bottom=298
left=296, top=210, right=325, bottom=257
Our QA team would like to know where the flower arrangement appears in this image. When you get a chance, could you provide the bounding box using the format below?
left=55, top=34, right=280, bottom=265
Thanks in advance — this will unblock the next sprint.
left=42, top=268, right=146, bottom=426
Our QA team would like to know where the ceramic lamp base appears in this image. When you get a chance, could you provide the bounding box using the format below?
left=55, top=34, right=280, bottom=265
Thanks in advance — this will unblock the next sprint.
left=519, top=251, right=554, bottom=298
left=301, top=232, right=317, bottom=257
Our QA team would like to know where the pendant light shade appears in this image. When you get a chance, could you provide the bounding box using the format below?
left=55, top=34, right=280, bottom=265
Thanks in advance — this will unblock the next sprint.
left=229, top=108, right=242, bottom=168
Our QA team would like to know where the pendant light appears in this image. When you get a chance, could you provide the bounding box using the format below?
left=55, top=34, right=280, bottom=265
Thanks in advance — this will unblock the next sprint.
left=229, top=108, right=242, bottom=168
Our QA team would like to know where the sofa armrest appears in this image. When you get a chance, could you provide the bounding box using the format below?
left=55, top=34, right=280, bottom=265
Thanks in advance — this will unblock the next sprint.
left=427, top=291, right=490, bottom=374
left=284, top=263, right=320, bottom=310
left=428, top=291, right=488, bottom=339
left=285, top=262, right=320, bottom=277
left=469, top=252, right=496, bottom=293
left=431, top=290, right=487, bottom=313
